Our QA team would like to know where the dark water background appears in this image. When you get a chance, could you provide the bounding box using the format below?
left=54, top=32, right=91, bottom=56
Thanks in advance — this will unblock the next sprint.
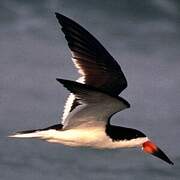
left=0, top=0, right=180, bottom=179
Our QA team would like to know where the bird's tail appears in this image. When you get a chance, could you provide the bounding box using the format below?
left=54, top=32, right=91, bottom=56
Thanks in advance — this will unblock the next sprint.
left=8, top=129, right=44, bottom=138
left=8, top=124, right=63, bottom=138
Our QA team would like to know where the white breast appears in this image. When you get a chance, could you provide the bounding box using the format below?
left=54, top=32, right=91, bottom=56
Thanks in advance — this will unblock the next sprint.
left=35, top=122, right=148, bottom=149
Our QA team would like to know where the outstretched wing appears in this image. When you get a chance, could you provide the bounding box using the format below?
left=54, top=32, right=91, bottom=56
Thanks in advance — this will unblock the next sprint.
left=56, top=79, right=130, bottom=129
left=55, top=13, right=128, bottom=121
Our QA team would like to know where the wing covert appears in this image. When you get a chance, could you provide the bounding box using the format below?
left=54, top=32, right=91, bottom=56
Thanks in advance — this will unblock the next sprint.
left=56, top=79, right=129, bottom=129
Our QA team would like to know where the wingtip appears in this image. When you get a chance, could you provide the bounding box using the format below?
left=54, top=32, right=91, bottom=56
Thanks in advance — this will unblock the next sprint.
left=169, top=161, right=174, bottom=165
left=54, top=12, right=67, bottom=21
left=54, top=12, right=63, bottom=21
left=54, top=12, right=60, bottom=17
left=56, top=78, right=64, bottom=83
left=56, top=78, right=71, bottom=87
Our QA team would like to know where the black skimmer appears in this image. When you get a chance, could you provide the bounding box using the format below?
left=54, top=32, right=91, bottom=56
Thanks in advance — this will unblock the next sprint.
left=9, top=13, right=173, bottom=165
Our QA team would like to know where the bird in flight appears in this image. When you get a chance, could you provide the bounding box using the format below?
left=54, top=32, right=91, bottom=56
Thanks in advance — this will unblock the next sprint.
left=9, top=13, right=173, bottom=165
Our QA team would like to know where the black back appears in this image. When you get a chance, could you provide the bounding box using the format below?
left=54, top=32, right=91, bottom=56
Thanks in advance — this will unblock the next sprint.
left=106, top=122, right=146, bottom=141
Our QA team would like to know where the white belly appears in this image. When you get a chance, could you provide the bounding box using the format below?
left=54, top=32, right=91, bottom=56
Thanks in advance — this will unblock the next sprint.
left=40, top=126, right=110, bottom=147
left=11, top=121, right=148, bottom=149
left=36, top=127, right=148, bottom=149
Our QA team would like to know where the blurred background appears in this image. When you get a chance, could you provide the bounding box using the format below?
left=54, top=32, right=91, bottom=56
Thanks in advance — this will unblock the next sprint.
left=0, top=0, right=180, bottom=179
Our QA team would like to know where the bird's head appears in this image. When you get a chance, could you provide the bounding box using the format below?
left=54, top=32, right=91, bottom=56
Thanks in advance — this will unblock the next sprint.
left=105, top=125, right=173, bottom=165
left=142, top=140, right=174, bottom=165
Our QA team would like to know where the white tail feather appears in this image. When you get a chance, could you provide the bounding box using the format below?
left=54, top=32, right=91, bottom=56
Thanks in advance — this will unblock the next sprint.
left=8, top=131, right=42, bottom=138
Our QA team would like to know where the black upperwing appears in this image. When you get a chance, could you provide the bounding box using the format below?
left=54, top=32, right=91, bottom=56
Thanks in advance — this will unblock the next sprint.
left=55, top=13, right=127, bottom=95
left=55, top=13, right=128, bottom=119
